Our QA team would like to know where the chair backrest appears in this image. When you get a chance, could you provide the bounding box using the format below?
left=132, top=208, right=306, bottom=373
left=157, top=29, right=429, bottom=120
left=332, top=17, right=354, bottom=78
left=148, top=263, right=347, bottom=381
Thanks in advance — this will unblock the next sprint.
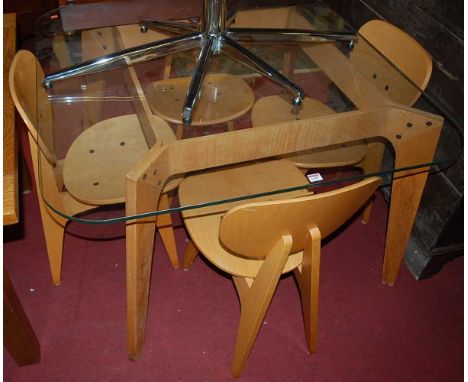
left=9, top=49, right=55, bottom=162
left=351, top=19, right=432, bottom=106
left=219, top=177, right=381, bottom=258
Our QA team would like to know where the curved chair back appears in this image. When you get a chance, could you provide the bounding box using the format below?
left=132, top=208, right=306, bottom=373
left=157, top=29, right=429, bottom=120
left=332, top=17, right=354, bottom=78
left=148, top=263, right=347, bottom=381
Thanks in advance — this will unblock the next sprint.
left=9, top=49, right=55, bottom=162
left=352, top=19, right=432, bottom=106
left=219, top=177, right=381, bottom=258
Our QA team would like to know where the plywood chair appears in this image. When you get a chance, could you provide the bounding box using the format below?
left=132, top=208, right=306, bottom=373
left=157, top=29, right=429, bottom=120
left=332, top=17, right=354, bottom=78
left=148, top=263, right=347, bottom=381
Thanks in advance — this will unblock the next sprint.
left=179, top=159, right=381, bottom=377
left=353, top=19, right=432, bottom=105
left=251, top=19, right=432, bottom=222
left=9, top=49, right=180, bottom=285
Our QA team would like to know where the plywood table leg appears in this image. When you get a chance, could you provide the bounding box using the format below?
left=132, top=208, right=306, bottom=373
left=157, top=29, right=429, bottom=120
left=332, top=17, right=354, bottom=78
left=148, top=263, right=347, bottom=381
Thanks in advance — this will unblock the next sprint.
left=358, top=141, right=385, bottom=223
left=156, top=193, right=180, bottom=269
left=126, top=180, right=158, bottom=360
left=382, top=169, right=430, bottom=285
left=381, top=115, right=442, bottom=285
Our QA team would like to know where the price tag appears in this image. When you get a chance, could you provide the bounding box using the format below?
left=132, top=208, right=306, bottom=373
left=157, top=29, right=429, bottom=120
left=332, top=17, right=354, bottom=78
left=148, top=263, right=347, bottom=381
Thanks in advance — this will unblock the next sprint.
left=307, top=173, right=323, bottom=183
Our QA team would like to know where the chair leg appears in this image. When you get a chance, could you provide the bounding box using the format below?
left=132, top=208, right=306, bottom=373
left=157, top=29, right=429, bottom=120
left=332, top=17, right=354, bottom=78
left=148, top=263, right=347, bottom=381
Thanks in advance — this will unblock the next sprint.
left=182, top=239, right=199, bottom=270
left=156, top=193, right=180, bottom=269
left=38, top=202, right=66, bottom=285
left=231, top=235, right=292, bottom=378
left=29, top=136, right=67, bottom=285
left=295, top=226, right=321, bottom=354
left=357, top=142, right=385, bottom=224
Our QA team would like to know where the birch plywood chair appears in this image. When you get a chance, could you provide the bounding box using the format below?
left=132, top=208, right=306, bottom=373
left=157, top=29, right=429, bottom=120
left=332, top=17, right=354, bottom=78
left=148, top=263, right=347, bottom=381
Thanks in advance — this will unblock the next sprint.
left=9, top=50, right=180, bottom=285
left=179, top=159, right=381, bottom=377
left=251, top=19, right=432, bottom=221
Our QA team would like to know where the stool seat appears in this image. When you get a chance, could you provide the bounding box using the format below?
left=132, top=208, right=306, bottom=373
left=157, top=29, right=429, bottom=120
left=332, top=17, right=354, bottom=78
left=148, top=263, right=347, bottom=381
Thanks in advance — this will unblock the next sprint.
left=146, top=73, right=254, bottom=125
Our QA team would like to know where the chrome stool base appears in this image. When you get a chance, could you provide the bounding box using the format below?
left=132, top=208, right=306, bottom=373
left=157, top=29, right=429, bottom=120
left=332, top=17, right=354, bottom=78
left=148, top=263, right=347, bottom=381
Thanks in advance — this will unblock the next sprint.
left=44, top=0, right=355, bottom=125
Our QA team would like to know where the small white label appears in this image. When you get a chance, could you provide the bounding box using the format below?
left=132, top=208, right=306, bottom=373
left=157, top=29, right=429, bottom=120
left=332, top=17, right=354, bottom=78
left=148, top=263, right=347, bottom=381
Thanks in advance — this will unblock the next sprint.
left=307, top=172, right=323, bottom=183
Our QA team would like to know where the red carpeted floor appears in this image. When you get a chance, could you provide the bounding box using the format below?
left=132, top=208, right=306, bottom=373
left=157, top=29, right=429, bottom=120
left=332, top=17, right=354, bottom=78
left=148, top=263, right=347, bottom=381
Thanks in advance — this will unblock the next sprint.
left=3, top=151, right=464, bottom=381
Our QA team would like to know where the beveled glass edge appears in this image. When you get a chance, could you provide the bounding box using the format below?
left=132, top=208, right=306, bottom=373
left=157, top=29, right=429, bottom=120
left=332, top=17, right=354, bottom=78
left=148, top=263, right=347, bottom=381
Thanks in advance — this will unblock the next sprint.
left=39, top=156, right=460, bottom=225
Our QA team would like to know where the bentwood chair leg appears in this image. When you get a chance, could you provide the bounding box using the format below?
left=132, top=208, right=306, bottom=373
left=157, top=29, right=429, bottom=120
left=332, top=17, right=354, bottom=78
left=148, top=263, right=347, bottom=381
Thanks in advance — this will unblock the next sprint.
left=231, top=236, right=291, bottom=378
left=296, top=226, right=321, bottom=354
left=182, top=239, right=199, bottom=269
left=156, top=193, right=180, bottom=269
left=38, top=202, right=66, bottom=285
left=29, top=137, right=67, bottom=285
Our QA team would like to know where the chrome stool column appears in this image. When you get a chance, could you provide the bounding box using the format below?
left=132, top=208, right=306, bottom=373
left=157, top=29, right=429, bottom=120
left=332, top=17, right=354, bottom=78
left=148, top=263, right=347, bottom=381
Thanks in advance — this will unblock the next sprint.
left=44, top=0, right=355, bottom=124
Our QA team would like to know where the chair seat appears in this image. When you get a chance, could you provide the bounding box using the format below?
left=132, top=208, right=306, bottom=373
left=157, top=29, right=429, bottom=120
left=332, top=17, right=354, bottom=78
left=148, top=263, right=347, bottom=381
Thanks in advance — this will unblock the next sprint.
left=146, top=73, right=254, bottom=125
left=63, top=114, right=178, bottom=205
left=179, top=160, right=311, bottom=278
left=252, top=95, right=367, bottom=168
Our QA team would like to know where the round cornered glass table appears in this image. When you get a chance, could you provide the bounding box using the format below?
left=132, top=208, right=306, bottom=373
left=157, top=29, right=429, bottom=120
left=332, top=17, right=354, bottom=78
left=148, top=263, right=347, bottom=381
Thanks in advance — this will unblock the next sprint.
left=32, top=0, right=462, bottom=361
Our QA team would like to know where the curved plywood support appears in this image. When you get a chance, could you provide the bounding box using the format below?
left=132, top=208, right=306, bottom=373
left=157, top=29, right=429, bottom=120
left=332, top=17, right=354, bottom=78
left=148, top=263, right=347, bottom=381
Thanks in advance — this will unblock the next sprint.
left=125, top=105, right=442, bottom=359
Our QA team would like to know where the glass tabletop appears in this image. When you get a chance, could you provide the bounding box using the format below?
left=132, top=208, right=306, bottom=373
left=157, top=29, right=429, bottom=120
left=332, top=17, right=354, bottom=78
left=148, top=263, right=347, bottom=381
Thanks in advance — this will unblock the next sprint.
left=34, top=0, right=461, bottom=225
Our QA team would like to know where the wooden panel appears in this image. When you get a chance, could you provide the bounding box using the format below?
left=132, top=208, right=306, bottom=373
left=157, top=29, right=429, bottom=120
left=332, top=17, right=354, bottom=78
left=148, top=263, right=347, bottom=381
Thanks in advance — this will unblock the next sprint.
left=3, top=14, right=19, bottom=226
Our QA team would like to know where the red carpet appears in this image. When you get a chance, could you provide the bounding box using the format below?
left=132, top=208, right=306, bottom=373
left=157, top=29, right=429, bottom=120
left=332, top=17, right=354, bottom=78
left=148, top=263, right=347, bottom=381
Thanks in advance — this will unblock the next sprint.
left=4, top=160, right=464, bottom=380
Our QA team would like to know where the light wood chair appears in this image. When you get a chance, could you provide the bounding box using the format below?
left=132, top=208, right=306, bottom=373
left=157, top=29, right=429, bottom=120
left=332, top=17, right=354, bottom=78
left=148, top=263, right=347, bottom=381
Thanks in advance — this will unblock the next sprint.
left=9, top=49, right=181, bottom=285
left=353, top=19, right=432, bottom=105
left=251, top=19, right=432, bottom=221
left=178, top=159, right=381, bottom=377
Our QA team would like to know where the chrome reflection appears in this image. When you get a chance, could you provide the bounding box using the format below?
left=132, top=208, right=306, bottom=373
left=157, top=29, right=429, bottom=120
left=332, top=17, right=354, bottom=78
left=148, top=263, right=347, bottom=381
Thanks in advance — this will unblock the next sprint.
left=44, top=0, right=355, bottom=124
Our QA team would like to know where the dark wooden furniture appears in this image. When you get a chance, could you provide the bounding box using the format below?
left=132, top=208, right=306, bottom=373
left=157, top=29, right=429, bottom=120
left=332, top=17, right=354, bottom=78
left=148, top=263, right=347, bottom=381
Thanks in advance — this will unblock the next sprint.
left=3, top=13, right=41, bottom=367
left=3, top=0, right=58, bottom=41
left=4, top=270, right=41, bottom=366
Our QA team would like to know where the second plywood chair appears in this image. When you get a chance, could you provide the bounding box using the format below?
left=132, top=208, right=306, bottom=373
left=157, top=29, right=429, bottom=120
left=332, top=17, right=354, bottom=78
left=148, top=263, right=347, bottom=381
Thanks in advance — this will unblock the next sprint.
left=179, top=159, right=381, bottom=377
left=251, top=19, right=432, bottom=221
left=10, top=50, right=180, bottom=285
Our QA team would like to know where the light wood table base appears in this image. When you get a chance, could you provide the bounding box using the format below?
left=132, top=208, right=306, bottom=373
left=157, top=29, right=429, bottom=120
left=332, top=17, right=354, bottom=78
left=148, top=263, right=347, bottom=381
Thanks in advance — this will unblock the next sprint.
left=125, top=105, right=442, bottom=359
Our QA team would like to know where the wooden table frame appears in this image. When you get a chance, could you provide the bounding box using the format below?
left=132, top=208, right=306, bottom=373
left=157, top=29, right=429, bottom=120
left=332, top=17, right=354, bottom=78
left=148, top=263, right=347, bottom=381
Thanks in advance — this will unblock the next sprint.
left=125, top=104, right=442, bottom=358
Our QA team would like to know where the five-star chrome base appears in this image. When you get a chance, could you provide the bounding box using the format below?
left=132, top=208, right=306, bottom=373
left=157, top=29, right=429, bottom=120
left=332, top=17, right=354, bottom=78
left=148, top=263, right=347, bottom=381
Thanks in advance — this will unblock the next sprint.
left=44, top=0, right=356, bottom=124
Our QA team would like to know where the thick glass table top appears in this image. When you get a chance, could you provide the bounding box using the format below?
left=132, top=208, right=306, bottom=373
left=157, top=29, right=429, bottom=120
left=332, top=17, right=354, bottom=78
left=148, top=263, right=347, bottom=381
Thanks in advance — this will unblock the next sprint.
left=34, top=1, right=461, bottom=224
